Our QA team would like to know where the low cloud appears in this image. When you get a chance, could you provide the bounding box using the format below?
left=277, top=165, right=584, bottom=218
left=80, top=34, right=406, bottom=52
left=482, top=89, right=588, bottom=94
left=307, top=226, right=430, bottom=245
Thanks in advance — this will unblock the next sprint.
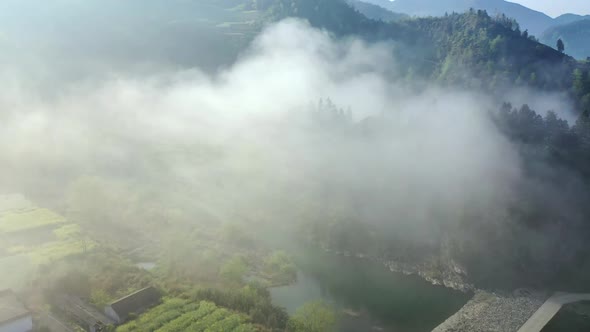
left=0, top=19, right=534, bottom=247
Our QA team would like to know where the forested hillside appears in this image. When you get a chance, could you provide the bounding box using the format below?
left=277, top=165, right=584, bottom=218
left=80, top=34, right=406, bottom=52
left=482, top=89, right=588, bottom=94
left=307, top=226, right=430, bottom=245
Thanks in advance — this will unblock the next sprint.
left=264, top=0, right=590, bottom=114
left=405, top=11, right=571, bottom=91
left=7, top=0, right=586, bottom=111
left=257, top=0, right=590, bottom=290
left=357, top=0, right=590, bottom=62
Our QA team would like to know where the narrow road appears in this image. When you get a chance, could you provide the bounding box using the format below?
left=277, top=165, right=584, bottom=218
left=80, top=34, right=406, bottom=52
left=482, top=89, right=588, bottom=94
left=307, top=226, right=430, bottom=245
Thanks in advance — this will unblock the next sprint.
left=517, top=292, right=590, bottom=332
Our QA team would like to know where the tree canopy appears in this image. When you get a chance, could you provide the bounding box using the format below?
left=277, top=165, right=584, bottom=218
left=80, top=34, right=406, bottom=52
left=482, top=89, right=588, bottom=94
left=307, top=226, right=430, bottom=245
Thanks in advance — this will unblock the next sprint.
left=287, top=301, right=337, bottom=332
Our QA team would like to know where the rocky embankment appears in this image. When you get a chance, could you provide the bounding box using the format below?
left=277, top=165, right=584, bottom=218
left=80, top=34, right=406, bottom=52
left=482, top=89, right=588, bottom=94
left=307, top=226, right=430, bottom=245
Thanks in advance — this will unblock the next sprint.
left=384, top=258, right=474, bottom=292
left=432, top=290, right=548, bottom=332
left=324, top=247, right=474, bottom=292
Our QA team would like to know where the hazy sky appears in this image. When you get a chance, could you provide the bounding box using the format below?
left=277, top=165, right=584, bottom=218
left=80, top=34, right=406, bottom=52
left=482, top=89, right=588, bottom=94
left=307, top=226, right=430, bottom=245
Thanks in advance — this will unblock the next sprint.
left=512, top=0, right=590, bottom=17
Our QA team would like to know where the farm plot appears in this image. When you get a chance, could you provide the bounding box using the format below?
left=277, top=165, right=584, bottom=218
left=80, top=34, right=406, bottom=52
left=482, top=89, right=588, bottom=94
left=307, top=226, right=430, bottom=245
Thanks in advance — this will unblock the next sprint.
left=8, top=238, right=95, bottom=265
left=117, top=299, right=257, bottom=332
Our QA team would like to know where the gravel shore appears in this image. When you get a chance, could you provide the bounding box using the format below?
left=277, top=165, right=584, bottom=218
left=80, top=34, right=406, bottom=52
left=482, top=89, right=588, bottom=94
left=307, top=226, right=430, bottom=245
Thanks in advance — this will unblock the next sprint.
left=432, top=290, right=549, bottom=332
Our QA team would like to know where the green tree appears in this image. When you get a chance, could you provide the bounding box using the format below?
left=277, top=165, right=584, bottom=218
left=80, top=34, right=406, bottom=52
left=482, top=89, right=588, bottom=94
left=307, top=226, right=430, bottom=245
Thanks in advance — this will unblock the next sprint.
left=90, top=289, right=111, bottom=308
left=287, top=301, right=336, bottom=332
left=573, top=69, right=585, bottom=95
left=557, top=38, right=565, bottom=53
left=220, top=256, right=248, bottom=282
left=573, top=69, right=590, bottom=96
left=264, top=251, right=296, bottom=283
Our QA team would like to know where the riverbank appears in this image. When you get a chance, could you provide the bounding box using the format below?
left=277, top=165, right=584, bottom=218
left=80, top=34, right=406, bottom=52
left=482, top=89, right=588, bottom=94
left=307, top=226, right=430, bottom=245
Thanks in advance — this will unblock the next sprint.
left=318, top=248, right=553, bottom=331
left=432, top=290, right=548, bottom=332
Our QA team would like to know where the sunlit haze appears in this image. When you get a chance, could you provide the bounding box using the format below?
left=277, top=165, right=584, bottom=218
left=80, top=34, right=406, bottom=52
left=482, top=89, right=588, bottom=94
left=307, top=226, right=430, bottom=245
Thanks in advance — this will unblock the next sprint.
left=511, top=0, right=590, bottom=17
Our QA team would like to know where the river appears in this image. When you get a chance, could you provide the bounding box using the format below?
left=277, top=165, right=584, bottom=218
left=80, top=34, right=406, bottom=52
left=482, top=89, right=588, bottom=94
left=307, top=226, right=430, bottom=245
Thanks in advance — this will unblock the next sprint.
left=270, top=251, right=471, bottom=332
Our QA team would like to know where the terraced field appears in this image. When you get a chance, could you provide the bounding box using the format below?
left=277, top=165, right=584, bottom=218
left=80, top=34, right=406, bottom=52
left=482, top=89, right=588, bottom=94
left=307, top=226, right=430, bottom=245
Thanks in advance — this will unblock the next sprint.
left=0, top=194, right=96, bottom=288
left=117, top=299, right=257, bottom=332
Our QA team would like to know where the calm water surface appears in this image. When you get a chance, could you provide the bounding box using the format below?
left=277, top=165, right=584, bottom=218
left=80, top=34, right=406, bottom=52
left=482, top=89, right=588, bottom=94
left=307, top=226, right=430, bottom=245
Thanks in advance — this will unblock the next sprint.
left=271, top=252, right=471, bottom=332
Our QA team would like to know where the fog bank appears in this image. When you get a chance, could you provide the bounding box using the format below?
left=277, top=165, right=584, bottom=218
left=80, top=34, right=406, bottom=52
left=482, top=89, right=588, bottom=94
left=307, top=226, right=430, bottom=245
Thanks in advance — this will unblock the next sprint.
left=0, top=19, right=529, bottom=247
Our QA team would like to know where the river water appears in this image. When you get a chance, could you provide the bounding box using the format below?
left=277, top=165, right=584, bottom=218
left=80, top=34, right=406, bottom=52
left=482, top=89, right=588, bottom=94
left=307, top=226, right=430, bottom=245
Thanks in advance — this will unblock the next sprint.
left=270, top=252, right=471, bottom=332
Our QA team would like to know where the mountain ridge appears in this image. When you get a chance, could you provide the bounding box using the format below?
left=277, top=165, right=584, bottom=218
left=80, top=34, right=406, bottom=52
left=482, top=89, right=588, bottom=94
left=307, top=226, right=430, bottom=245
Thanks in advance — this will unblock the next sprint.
left=541, top=19, right=590, bottom=60
left=554, top=13, right=590, bottom=25
left=346, top=0, right=408, bottom=22
left=358, top=0, right=587, bottom=37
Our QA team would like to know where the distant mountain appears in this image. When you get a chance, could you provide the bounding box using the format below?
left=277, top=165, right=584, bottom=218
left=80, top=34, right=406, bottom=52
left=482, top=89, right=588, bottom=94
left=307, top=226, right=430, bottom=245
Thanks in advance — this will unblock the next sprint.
left=355, top=0, right=590, bottom=58
left=347, top=0, right=408, bottom=22
left=541, top=19, right=590, bottom=59
left=553, top=13, right=590, bottom=26
left=355, top=0, right=396, bottom=11
left=359, top=0, right=588, bottom=38
left=371, top=0, right=554, bottom=36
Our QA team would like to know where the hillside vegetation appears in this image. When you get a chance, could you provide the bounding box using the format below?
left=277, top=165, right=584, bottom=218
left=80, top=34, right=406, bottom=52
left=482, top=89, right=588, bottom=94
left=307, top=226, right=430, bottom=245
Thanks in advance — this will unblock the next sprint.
left=265, top=0, right=590, bottom=113
left=6, top=1, right=590, bottom=331
left=355, top=0, right=590, bottom=61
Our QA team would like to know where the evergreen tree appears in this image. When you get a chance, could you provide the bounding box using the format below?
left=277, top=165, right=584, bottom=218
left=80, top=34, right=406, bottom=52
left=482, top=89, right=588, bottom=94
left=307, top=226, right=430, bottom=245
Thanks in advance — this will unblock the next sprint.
left=557, top=38, right=565, bottom=53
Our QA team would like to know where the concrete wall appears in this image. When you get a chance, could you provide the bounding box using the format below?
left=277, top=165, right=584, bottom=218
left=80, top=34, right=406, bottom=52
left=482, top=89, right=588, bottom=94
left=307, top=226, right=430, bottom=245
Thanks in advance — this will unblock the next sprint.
left=0, top=316, right=33, bottom=332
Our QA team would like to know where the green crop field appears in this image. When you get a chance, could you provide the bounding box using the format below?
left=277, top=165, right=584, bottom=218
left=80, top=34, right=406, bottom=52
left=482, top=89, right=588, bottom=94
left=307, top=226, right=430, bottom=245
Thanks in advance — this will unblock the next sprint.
left=0, top=208, right=66, bottom=233
left=117, top=300, right=257, bottom=332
